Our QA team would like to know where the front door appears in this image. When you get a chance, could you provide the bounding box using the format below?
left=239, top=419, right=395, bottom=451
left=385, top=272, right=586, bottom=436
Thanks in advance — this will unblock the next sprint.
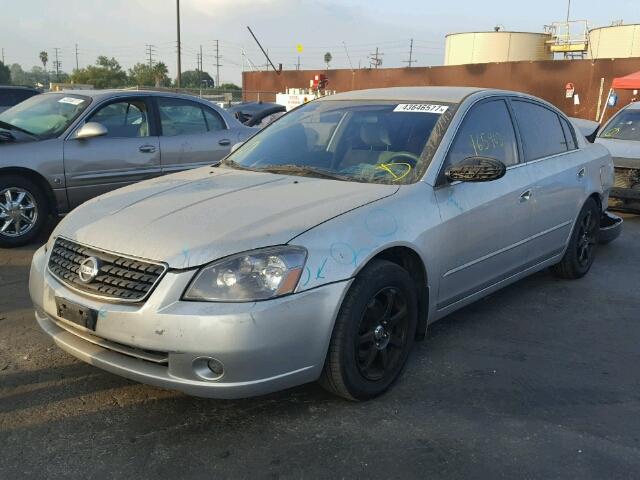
left=154, top=97, right=233, bottom=174
left=63, top=96, right=161, bottom=208
left=434, top=98, right=534, bottom=310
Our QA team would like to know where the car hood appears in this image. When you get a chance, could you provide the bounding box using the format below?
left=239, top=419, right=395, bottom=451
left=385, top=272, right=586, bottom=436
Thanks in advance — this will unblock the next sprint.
left=53, top=166, right=399, bottom=268
left=596, top=138, right=640, bottom=169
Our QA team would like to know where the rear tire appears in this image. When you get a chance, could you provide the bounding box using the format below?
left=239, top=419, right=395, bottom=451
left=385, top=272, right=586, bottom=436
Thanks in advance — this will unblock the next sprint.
left=0, top=176, right=48, bottom=248
left=551, top=197, right=600, bottom=279
left=319, top=260, right=418, bottom=401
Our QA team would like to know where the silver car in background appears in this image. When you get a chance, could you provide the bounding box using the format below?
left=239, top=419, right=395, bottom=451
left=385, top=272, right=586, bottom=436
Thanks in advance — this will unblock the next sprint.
left=30, top=87, right=617, bottom=401
left=596, top=101, right=640, bottom=212
left=0, top=90, right=255, bottom=247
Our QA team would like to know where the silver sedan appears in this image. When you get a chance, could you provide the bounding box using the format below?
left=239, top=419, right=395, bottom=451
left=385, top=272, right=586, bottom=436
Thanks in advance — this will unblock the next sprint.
left=0, top=90, right=255, bottom=247
left=30, top=87, right=617, bottom=401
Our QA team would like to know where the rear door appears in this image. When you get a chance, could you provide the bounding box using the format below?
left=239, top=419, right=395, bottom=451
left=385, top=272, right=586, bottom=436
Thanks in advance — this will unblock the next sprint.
left=434, top=98, right=534, bottom=310
left=509, top=99, right=584, bottom=262
left=63, top=96, right=161, bottom=208
left=154, top=97, right=233, bottom=174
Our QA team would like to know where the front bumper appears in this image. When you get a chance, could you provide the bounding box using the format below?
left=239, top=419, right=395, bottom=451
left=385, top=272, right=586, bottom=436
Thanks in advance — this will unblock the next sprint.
left=29, top=246, right=350, bottom=399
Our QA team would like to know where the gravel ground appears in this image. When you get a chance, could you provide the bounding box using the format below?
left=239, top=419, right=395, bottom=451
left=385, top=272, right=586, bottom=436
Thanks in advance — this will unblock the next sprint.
left=1, top=214, right=639, bottom=479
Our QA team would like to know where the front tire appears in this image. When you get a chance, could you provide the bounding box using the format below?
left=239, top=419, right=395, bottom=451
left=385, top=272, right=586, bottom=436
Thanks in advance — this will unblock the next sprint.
left=551, top=197, right=600, bottom=279
left=0, top=176, right=48, bottom=248
left=320, top=260, right=418, bottom=401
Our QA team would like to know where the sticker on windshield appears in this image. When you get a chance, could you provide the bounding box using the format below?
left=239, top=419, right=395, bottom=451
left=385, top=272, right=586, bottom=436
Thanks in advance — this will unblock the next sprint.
left=58, top=97, right=84, bottom=106
left=393, top=104, right=448, bottom=114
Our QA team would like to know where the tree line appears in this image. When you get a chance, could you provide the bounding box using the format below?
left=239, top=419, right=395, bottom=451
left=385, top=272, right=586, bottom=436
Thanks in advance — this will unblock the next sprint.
left=0, top=54, right=240, bottom=90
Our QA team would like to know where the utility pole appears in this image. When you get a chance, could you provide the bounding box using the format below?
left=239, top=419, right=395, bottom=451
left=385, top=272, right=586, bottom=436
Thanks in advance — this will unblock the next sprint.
left=53, top=47, right=61, bottom=81
left=1, top=48, right=4, bottom=64
left=176, top=0, right=182, bottom=88
left=403, top=38, right=416, bottom=67
left=342, top=41, right=354, bottom=71
left=74, top=43, right=79, bottom=71
left=296, top=56, right=300, bottom=70
left=145, top=44, right=156, bottom=68
left=214, top=39, right=222, bottom=88
left=566, top=0, right=571, bottom=22
left=369, top=47, right=383, bottom=69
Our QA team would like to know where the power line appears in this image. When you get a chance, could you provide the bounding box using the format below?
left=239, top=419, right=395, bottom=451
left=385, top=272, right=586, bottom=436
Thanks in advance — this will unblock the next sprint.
left=368, top=47, right=383, bottom=69
left=213, top=39, right=222, bottom=87
left=176, top=0, right=182, bottom=88
left=145, top=44, right=156, bottom=68
left=52, top=47, right=62, bottom=81
left=402, top=38, right=416, bottom=67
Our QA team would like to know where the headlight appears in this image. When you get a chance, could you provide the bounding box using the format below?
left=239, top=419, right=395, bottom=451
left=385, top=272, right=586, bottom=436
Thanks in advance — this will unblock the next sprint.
left=183, top=246, right=307, bottom=302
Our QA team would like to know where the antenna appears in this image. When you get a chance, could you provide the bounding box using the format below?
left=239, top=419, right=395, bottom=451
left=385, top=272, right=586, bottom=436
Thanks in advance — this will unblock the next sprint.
left=342, top=41, right=354, bottom=72
left=247, top=26, right=281, bottom=74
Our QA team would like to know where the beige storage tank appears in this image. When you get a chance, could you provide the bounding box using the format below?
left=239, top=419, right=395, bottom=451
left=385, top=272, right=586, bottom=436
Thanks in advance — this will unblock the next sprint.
left=588, top=24, right=640, bottom=59
left=444, top=31, right=553, bottom=66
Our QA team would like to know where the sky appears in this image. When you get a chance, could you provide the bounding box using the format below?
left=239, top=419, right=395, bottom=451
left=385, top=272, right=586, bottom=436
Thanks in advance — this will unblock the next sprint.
left=1, top=0, right=639, bottom=85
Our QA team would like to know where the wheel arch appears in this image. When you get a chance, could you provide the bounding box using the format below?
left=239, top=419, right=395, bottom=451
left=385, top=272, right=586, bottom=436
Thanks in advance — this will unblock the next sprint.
left=365, top=246, right=430, bottom=341
left=0, top=167, right=58, bottom=215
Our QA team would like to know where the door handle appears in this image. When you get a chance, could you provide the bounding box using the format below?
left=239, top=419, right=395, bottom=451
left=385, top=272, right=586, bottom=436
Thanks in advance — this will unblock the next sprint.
left=577, top=167, right=586, bottom=179
left=139, top=145, right=156, bottom=153
left=218, top=139, right=231, bottom=146
left=519, top=189, right=532, bottom=202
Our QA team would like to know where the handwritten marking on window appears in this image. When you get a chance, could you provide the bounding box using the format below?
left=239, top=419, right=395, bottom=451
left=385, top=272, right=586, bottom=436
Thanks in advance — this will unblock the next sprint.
left=470, top=132, right=504, bottom=156
left=375, top=162, right=412, bottom=181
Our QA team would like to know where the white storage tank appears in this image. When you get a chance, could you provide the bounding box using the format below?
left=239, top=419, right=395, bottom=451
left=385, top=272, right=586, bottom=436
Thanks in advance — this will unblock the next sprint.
left=588, top=24, right=640, bottom=59
left=444, top=31, right=553, bottom=66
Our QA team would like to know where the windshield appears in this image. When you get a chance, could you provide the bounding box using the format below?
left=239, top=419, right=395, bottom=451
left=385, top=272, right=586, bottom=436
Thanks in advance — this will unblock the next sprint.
left=225, top=100, right=452, bottom=184
left=600, top=109, right=640, bottom=141
left=0, top=93, right=91, bottom=139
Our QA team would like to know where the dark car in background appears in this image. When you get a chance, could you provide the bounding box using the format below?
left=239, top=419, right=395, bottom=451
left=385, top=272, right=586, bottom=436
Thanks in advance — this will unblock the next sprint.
left=0, top=89, right=255, bottom=247
left=0, top=86, right=40, bottom=113
left=596, top=101, right=640, bottom=212
left=227, top=101, right=286, bottom=127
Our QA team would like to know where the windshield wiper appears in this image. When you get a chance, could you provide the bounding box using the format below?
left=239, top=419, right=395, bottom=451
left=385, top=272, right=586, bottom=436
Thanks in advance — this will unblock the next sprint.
left=257, top=164, right=353, bottom=181
left=0, top=120, right=37, bottom=137
left=219, top=159, right=262, bottom=172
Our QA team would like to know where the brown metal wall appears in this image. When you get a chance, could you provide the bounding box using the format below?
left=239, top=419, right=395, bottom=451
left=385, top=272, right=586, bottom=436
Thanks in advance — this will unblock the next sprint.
left=242, top=57, right=640, bottom=122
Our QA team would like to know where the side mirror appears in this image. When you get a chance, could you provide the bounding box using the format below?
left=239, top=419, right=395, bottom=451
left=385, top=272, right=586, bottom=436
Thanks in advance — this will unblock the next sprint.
left=75, top=122, right=108, bottom=140
left=230, top=142, right=243, bottom=153
left=445, top=156, right=507, bottom=183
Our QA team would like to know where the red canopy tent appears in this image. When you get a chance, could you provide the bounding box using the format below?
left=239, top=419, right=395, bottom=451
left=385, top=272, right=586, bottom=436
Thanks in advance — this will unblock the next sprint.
left=611, top=71, right=640, bottom=90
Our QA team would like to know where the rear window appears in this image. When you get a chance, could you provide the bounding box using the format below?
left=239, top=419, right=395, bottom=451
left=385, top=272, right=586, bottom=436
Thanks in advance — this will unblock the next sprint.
left=512, top=100, right=568, bottom=161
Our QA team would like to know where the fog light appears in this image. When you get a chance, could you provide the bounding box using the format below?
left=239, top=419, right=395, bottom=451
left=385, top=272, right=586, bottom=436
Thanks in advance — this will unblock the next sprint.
left=207, top=358, right=224, bottom=376
left=192, top=356, right=224, bottom=381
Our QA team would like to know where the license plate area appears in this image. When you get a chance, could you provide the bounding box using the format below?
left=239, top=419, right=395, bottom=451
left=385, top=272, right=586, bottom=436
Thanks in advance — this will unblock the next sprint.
left=55, top=297, right=98, bottom=331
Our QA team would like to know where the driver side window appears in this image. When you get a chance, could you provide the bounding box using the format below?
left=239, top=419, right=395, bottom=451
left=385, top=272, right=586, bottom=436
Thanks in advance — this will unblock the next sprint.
left=444, top=99, right=518, bottom=170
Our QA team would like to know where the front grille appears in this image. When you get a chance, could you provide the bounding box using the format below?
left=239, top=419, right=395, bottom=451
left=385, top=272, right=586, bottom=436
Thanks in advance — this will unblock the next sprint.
left=48, top=237, right=167, bottom=302
left=613, top=167, right=640, bottom=189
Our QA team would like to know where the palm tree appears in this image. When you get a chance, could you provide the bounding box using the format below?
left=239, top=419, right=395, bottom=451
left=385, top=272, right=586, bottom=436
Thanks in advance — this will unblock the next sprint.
left=153, top=62, right=168, bottom=87
left=39, top=51, right=48, bottom=71
left=324, top=52, right=332, bottom=70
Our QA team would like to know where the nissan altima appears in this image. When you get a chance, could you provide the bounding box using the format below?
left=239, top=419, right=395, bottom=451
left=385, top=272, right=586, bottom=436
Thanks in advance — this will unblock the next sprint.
left=29, top=87, right=618, bottom=401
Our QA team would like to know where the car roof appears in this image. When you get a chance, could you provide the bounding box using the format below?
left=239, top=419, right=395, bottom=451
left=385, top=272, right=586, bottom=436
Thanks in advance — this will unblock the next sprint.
left=620, top=101, right=640, bottom=111
left=0, top=85, right=39, bottom=92
left=317, top=86, right=487, bottom=103
left=42, top=89, right=208, bottom=102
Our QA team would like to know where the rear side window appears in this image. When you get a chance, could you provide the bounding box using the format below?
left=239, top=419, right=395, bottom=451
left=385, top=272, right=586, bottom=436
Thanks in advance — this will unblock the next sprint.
left=560, top=117, right=578, bottom=150
left=444, top=99, right=519, bottom=169
left=512, top=100, right=568, bottom=160
left=158, top=98, right=225, bottom=136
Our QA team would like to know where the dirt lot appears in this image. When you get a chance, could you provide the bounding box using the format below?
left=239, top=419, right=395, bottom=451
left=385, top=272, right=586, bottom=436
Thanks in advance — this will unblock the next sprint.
left=1, top=215, right=639, bottom=479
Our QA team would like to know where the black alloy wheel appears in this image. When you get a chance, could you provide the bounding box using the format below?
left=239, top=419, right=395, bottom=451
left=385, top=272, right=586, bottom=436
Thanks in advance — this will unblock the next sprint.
left=356, top=287, right=410, bottom=381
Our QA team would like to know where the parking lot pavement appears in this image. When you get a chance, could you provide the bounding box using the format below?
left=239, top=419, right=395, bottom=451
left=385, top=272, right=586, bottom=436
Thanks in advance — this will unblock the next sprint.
left=1, top=215, right=639, bottom=479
